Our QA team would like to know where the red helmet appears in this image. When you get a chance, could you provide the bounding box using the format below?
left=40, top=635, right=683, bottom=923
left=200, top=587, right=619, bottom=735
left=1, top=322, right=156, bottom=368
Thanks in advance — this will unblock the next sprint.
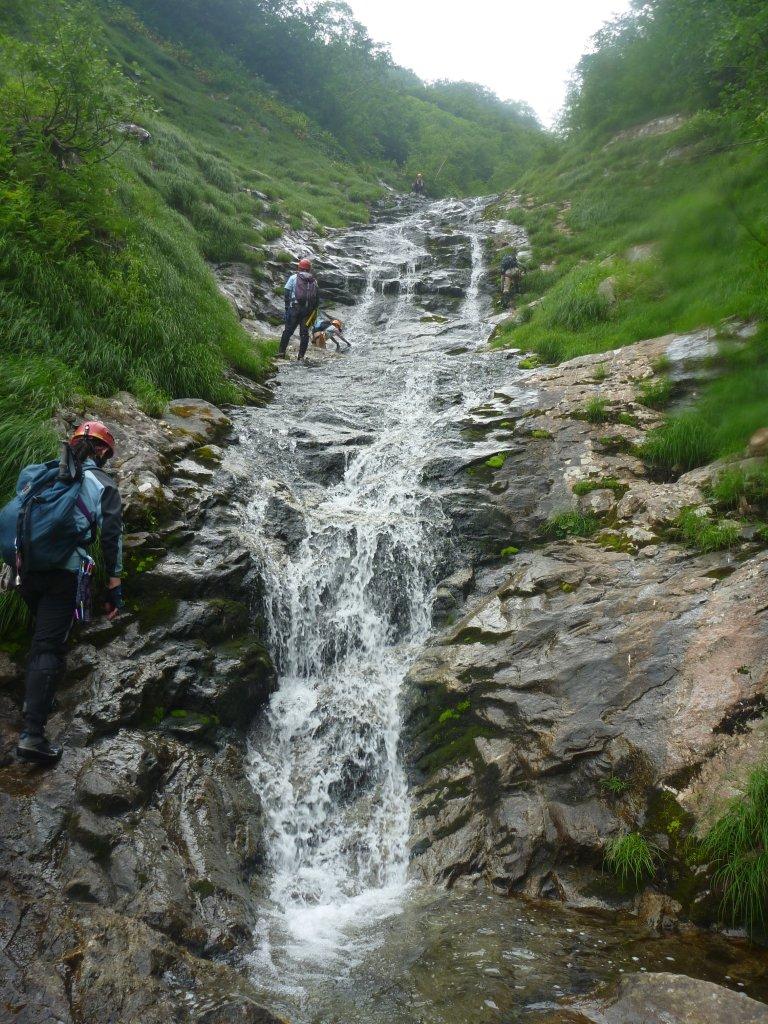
left=70, top=420, right=116, bottom=458
left=298, top=258, right=312, bottom=271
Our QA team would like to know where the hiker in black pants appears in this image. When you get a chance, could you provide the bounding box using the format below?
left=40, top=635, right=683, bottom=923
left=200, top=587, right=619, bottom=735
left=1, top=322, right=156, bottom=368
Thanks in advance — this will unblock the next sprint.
left=6, top=420, right=124, bottom=764
left=278, top=257, right=319, bottom=362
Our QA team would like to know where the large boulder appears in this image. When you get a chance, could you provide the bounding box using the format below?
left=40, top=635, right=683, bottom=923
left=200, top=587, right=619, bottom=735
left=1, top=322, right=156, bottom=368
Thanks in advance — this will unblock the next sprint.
left=543, top=973, right=768, bottom=1024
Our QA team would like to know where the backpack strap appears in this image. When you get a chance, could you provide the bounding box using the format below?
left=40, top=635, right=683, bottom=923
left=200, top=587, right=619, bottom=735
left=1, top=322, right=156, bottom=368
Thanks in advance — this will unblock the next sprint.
left=75, top=496, right=96, bottom=525
left=76, top=495, right=98, bottom=543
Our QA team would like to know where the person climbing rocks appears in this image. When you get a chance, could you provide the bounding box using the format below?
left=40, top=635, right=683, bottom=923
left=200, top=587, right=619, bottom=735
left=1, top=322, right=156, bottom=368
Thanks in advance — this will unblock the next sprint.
left=278, top=257, right=319, bottom=362
left=412, top=173, right=425, bottom=196
left=0, top=420, right=123, bottom=764
left=500, top=250, right=524, bottom=302
left=312, top=316, right=350, bottom=351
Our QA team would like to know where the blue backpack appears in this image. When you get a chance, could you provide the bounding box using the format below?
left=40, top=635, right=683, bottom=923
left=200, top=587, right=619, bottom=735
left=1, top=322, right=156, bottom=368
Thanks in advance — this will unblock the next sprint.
left=0, top=460, right=96, bottom=576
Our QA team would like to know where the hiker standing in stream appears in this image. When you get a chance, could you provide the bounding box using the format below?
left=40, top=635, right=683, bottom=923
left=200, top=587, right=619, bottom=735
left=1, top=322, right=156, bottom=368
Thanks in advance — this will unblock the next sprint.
left=278, top=257, right=319, bottom=362
left=0, top=420, right=123, bottom=764
left=412, top=172, right=425, bottom=195
left=500, top=250, right=524, bottom=302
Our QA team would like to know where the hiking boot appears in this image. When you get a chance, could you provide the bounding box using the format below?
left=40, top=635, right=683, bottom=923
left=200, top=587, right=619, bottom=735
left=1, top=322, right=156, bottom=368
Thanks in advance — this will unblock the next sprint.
left=16, top=732, right=63, bottom=765
left=277, top=351, right=289, bottom=360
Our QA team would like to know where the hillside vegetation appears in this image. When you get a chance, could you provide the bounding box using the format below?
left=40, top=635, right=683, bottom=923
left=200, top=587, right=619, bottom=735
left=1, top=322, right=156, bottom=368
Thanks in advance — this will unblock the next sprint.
left=0, top=0, right=547, bottom=504
left=492, top=0, right=768, bottom=476
left=116, top=0, right=550, bottom=193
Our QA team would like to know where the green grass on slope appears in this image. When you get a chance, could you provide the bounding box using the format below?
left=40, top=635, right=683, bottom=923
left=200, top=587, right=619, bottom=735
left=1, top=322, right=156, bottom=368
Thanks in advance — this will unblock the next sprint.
left=641, top=327, right=768, bottom=474
left=102, top=8, right=384, bottom=226
left=493, top=117, right=768, bottom=364
left=0, top=0, right=392, bottom=511
left=490, top=115, right=768, bottom=474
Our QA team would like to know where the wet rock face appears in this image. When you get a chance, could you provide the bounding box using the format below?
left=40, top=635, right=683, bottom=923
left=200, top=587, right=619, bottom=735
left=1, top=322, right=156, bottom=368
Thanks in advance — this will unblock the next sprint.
left=406, top=332, right=768, bottom=910
left=0, top=394, right=278, bottom=1019
left=537, top=972, right=768, bottom=1024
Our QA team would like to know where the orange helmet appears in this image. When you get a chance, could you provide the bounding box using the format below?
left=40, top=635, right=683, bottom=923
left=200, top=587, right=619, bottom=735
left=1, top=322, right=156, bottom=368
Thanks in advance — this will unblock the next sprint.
left=70, top=420, right=116, bottom=458
left=332, top=319, right=343, bottom=329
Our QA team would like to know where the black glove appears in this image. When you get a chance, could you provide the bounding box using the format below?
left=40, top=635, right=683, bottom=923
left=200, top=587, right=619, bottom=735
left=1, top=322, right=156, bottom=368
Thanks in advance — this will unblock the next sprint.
left=105, top=583, right=124, bottom=614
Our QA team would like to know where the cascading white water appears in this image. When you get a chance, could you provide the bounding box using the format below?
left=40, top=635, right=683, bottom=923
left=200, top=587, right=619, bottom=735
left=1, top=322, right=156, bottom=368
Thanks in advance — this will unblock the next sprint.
left=218, top=200, right=762, bottom=1024
left=246, top=204, right=454, bottom=969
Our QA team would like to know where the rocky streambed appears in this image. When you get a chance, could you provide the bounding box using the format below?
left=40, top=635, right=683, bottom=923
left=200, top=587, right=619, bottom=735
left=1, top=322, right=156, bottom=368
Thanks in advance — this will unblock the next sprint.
left=1, top=196, right=767, bottom=1023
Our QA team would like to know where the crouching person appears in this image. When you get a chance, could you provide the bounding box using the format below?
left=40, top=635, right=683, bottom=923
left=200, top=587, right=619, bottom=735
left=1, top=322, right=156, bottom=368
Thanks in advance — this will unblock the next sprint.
left=312, top=317, right=350, bottom=351
left=0, top=420, right=123, bottom=764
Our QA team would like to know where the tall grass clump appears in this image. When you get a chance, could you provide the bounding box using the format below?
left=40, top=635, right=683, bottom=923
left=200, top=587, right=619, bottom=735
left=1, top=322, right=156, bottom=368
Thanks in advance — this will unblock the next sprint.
left=539, top=268, right=614, bottom=333
left=643, top=331, right=768, bottom=477
left=637, top=376, right=674, bottom=409
left=604, top=832, right=659, bottom=888
left=543, top=510, right=600, bottom=539
left=708, top=465, right=768, bottom=515
left=575, top=397, right=611, bottom=424
left=702, top=765, right=768, bottom=933
left=641, top=415, right=717, bottom=478
left=672, top=508, right=740, bottom=553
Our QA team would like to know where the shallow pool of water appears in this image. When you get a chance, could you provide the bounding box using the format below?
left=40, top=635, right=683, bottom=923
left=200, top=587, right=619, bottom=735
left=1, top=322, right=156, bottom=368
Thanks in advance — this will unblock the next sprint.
left=245, top=886, right=768, bottom=1023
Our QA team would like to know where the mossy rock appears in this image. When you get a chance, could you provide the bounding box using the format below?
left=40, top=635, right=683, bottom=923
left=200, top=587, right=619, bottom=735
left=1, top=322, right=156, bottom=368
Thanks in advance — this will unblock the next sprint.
left=134, top=596, right=179, bottom=631
left=202, top=599, right=250, bottom=643
left=190, top=878, right=217, bottom=898
left=194, top=445, right=223, bottom=466
left=159, top=710, right=220, bottom=739
left=597, top=531, right=635, bottom=553
left=416, top=724, right=495, bottom=775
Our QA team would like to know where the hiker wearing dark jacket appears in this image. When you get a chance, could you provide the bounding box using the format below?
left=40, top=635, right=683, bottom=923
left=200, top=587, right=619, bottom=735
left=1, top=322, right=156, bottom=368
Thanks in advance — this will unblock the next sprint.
left=14, top=421, right=123, bottom=764
left=412, top=173, right=425, bottom=195
left=500, top=251, right=523, bottom=297
left=278, top=257, right=319, bottom=361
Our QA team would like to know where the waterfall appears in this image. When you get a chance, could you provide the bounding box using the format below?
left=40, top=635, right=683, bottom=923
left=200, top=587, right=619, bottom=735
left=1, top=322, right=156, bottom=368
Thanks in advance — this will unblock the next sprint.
left=246, top=204, right=454, bottom=967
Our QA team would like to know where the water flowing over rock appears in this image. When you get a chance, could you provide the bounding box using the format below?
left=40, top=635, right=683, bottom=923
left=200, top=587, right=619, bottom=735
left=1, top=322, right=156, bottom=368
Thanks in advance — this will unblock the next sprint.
left=2, top=197, right=767, bottom=1023
left=533, top=972, right=768, bottom=1023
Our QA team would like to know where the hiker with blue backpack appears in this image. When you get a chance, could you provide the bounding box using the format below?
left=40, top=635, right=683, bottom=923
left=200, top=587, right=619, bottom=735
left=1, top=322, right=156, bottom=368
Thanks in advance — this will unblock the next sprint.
left=278, top=257, right=319, bottom=362
left=0, top=420, right=123, bottom=764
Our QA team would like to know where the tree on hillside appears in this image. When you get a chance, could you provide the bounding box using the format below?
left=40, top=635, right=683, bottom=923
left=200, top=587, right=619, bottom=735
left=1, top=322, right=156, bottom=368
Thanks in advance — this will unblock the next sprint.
left=1, top=1, right=138, bottom=170
left=0, top=2, right=138, bottom=254
left=563, top=0, right=768, bottom=138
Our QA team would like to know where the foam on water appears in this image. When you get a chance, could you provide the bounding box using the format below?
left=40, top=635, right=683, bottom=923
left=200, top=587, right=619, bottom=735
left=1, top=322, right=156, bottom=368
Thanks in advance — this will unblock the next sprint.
left=239, top=198, right=511, bottom=994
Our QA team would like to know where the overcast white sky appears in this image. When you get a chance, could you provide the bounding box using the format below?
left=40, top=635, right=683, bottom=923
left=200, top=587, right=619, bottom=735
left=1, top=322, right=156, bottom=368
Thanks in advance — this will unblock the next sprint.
left=342, top=0, right=634, bottom=126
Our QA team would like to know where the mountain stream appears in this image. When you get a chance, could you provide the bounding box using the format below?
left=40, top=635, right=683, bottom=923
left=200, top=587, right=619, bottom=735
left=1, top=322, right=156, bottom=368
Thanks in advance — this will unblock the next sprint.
left=223, top=198, right=767, bottom=1023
